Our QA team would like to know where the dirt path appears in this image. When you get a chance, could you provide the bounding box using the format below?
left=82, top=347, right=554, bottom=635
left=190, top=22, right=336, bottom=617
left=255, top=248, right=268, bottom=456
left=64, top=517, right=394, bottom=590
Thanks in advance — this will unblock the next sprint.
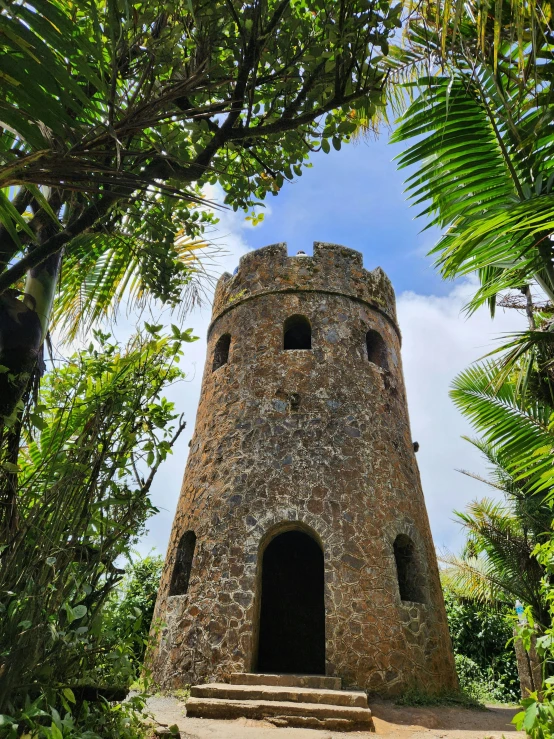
left=145, top=695, right=523, bottom=739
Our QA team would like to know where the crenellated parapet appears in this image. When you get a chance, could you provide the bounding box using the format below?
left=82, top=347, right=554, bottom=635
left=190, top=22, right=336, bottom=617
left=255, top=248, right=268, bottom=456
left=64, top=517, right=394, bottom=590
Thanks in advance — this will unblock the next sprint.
left=210, top=242, right=397, bottom=332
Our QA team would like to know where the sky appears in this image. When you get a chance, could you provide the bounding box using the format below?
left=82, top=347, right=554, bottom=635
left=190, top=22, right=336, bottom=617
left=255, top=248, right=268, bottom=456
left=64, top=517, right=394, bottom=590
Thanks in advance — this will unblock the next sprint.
left=133, top=132, right=526, bottom=560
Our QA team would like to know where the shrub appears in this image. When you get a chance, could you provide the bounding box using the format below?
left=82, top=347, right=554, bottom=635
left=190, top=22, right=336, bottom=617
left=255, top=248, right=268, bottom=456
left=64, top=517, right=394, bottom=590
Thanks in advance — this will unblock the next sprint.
left=444, top=589, right=520, bottom=703
left=0, top=327, right=193, bottom=736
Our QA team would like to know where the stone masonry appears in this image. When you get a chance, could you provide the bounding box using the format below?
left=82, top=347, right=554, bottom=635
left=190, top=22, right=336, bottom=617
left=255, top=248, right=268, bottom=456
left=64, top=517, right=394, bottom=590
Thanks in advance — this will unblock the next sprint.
left=149, top=242, right=458, bottom=696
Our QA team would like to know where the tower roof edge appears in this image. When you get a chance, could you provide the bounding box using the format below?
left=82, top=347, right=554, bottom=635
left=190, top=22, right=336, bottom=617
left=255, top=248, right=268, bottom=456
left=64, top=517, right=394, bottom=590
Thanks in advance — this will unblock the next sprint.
left=211, top=241, right=397, bottom=330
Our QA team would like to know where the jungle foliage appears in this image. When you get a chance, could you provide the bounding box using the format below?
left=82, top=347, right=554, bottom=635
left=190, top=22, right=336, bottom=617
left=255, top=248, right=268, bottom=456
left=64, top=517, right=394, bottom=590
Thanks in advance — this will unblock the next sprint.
left=101, top=555, right=165, bottom=670
left=444, top=589, right=520, bottom=703
left=389, top=0, right=554, bottom=732
left=0, top=326, right=192, bottom=737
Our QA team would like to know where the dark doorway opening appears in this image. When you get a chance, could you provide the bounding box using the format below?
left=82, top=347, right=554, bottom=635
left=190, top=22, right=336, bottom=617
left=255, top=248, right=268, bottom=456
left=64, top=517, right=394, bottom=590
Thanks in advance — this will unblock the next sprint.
left=257, top=530, right=325, bottom=674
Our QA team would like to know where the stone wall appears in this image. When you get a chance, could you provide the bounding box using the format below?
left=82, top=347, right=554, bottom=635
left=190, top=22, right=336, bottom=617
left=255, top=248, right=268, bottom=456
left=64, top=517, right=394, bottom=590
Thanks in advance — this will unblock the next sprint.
left=149, top=242, right=458, bottom=696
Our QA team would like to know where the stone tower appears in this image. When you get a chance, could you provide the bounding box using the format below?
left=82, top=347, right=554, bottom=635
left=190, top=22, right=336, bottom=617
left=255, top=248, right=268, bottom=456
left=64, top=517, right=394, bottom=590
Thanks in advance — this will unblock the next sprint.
left=150, top=242, right=457, bottom=696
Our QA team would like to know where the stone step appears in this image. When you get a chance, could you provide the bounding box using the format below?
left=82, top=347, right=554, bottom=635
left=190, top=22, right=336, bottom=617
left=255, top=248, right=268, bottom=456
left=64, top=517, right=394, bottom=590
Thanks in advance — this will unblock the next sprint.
left=186, top=696, right=374, bottom=732
left=230, top=672, right=342, bottom=690
left=190, top=682, right=368, bottom=708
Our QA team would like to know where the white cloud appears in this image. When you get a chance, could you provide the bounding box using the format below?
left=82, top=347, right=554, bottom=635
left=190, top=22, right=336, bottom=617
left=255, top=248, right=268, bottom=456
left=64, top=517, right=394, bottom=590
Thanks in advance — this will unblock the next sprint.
left=398, top=282, right=526, bottom=553
left=137, top=188, right=251, bottom=556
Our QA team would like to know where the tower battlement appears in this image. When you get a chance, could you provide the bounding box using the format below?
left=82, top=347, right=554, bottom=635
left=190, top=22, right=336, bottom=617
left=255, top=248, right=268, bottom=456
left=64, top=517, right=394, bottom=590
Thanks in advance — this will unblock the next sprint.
left=211, top=242, right=397, bottom=329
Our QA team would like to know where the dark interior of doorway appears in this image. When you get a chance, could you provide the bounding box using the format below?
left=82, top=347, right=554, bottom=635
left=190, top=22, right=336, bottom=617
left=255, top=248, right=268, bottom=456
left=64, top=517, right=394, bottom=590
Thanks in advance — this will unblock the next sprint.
left=256, top=530, right=325, bottom=674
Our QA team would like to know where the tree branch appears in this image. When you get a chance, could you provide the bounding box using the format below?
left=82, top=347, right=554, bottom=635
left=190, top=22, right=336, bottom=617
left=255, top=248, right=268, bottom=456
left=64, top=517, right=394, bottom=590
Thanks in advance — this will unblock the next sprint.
left=227, top=86, right=380, bottom=140
left=141, top=416, right=186, bottom=495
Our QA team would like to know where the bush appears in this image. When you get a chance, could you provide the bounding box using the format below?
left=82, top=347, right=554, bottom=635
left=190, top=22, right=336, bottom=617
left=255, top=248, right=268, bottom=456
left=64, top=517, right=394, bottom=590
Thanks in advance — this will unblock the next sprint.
left=0, top=692, right=151, bottom=739
left=0, top=327, right=192, bottom=736
left=444, top=589, right=520, bottom=703
left=101, top=555, right=164, bottom=676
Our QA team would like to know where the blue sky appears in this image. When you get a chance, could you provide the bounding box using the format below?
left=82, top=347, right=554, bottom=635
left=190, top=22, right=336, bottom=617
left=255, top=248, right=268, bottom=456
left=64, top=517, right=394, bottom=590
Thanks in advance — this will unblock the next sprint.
left=134, top=131, right=526, bottom=560
left=240, top=133, right=447, bottom=297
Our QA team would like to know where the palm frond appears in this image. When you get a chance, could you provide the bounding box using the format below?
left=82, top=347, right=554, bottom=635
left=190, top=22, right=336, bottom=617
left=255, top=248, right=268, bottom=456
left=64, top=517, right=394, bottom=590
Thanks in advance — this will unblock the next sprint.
left=441, top=495, right=545, bottom=617
left=451, top=358, right=554, bottom=497
left=440, top=552, right=510, bottom=604
left=52, top=232, right=218, bottom=342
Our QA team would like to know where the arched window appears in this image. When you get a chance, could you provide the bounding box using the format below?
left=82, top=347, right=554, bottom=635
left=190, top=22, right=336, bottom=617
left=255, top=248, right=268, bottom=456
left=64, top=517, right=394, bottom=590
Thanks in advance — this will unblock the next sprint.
left=284, top=315, right=311, bottom=350
left=366, top=329, right=387, bottom=369
left=169, top=531, right=196, bottom=596
left=212, top=334, right=231, bottom=371
left=393, top=534, right=425, bottom=604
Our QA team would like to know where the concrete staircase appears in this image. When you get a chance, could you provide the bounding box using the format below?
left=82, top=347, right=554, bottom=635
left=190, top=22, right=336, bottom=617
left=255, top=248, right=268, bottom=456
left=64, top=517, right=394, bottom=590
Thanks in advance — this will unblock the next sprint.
left=186, top=673, right=374, bottom=731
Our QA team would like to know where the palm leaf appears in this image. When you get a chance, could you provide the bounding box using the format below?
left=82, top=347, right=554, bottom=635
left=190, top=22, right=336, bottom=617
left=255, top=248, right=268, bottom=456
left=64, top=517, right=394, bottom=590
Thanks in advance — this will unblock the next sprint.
left=52, top=231, right=218, bottom=342
left=390, top=11, right=554, bottom=315
left=441, top=498, right=545, bottom=618
left=451, top=358, right=554, bottom=496
left=440, top=552, right=511, bottom=604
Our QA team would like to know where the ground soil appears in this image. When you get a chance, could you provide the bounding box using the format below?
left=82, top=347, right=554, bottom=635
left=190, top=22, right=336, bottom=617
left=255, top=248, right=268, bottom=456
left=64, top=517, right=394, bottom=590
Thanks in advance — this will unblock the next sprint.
left=145, top=695, right=523, bottom=739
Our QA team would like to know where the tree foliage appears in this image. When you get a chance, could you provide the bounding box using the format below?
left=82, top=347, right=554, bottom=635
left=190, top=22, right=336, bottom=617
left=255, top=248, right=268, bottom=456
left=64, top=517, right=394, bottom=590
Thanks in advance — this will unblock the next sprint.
left=102, top=555, right=164, bottom=669
left=388, top=0, right=554, bottom=730
left=0, top=0, right=400, bottom=421
left=390, top=1, right=554, bottom=325
left=441, top=358, right=552, bottom=620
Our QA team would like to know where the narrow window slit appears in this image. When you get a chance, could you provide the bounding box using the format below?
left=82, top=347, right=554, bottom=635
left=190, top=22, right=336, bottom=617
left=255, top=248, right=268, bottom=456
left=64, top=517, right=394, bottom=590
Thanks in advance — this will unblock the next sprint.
left=393, top=534, right=425, bottom=603
left=366, top=329, right=387, bottom=369
left=169, top=531, right=196, bottom=596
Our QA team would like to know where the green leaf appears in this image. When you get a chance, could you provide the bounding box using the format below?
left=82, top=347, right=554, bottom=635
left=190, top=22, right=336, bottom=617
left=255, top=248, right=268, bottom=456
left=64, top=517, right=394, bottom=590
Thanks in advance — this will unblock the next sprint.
left=24, top=185, right=62, bottom=228
left=0, top=190, right=34, bottom=248
left=49, top=721, right=63, bottom=739
left=523, top=700, right=539, bottom=732
left=1, top=462, right=19, bottom=474
left=62, top=688, right=76, bottom=704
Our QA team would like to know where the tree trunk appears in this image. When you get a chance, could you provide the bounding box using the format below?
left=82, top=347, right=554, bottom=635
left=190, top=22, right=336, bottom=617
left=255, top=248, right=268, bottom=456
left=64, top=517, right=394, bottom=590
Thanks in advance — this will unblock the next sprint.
left=0, top=177, right=64, bottom=427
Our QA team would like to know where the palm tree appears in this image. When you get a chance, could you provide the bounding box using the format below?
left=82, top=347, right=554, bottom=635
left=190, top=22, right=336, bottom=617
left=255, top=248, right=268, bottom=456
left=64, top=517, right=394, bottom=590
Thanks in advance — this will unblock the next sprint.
left=389, top=1, right=554, bottom=328
left=442, top=496, right=547, bottom=625
left=442, top=358, right=553, bottom=624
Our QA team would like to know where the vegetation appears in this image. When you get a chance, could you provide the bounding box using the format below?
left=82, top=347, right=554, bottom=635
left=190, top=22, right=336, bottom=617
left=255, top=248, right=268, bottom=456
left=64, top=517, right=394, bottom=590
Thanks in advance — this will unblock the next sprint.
left=0, top=0, right=400, bottom=424
left=395, top=686, right=483, bottom=708
left=444, top=589, right=519, bottom=703
left=0, top=326, right=191, bottom=736
left=441, top=360, right=552, bottom=627
left=102, top=555, right=165, bottom=672
left=391, top=0, right=554, bottom=327
left=389, top=0, right=554, bottom=733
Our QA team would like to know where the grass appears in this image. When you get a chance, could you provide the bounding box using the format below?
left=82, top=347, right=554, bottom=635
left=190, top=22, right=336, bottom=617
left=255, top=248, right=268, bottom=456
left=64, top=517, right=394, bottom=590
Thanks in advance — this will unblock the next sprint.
left=395, top=688, right=487, bottom=709
left=168, top=687, right=191, bottom=702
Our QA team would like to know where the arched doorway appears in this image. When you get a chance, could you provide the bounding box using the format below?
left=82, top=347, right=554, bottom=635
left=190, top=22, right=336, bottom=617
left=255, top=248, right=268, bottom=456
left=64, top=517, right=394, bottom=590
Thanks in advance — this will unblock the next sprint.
left=257, top=530, right=325, bottom=674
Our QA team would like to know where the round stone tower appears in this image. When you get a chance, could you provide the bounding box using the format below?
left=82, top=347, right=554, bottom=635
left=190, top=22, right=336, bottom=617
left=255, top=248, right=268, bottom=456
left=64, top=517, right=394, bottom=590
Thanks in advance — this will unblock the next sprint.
left=150, top=242, right=457, bottom=696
